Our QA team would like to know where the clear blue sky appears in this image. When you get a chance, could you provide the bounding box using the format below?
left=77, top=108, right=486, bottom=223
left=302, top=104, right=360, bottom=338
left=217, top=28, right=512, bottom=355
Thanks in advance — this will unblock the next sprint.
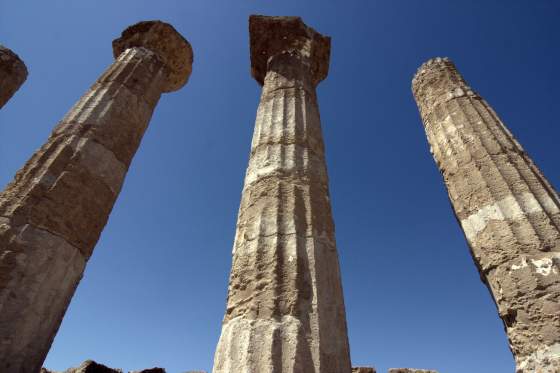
left=1, top=1, right=559, bottom=372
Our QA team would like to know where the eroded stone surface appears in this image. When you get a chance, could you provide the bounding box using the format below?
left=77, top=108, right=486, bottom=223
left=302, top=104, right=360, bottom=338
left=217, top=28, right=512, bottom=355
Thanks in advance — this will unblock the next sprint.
left=249, top=15, right=330, bottom=86
left=413, top=57, right=560, bottom=373
left=113, top=21, right=193, bottom=92
left=212, top=15, right=351, bottom=373
left=0, top=45, right=28, bottom=108
left=0, top=21, right=192, bottom=373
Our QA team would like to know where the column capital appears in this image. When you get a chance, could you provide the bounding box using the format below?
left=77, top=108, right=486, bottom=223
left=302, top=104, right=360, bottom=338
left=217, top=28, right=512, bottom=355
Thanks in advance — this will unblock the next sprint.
left=0, top=45, right=28, bottom=108
left=112, top=20, right=193, bottom=92
left=249, top=15, right=330, bottom=86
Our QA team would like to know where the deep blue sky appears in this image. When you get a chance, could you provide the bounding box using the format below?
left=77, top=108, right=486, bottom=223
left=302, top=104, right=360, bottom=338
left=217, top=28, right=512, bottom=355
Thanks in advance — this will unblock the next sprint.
left=1, top=1, right=559, bottom=372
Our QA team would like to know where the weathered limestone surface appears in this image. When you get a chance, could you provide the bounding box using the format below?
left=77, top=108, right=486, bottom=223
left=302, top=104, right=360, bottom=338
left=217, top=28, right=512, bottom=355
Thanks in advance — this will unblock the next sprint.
left=413, top=57, right=560, bottom=373
left=212, top=15, right=352, bottom=373
left=352, top=367, right=376, bottom=373
left=0, top=21, right=192, bottom=373
left=0, top=45, right=28, bottom=108
left=388, top=370, right=438, bottom=373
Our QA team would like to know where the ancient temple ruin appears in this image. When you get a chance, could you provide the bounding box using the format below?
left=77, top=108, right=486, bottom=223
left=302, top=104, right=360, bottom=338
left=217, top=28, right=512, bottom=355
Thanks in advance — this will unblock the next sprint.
left=3, top=10, right=555, bottom=373
left=212, top=15, right=353, bottom=373
left=0, top=21, right=193, bottom=372
left=412, top=57, right=560, bottom=373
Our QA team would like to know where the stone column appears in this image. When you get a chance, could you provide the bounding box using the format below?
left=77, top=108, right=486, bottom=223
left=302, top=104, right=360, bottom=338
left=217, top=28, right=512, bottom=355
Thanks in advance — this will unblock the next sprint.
left=212, top=15, right=352, bottom=373
left=0, top=21, right=192, bottom=373
left=0, top=45, right=28, bottom=109
left=412, top=57, right=560, bottom=373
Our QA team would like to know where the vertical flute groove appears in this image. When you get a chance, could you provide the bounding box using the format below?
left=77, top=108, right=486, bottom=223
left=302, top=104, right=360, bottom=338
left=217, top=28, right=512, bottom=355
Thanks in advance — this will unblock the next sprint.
left=213, top=15, right=351, bottom=373
left=0, top=21, right=192, bottom=372
left=413, top=57, right=560, bottom=373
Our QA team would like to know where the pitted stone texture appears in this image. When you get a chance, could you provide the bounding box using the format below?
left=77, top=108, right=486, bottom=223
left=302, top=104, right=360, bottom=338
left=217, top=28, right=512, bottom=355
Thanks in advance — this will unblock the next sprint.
left=113, top=20, right=193, bottom=92
left=52, top=48, right=165, bottom=165
left=412, top=57, right=477, bottom=118
left=413, top=57, right=560, bottom=373
left=0, top=48, right=164, bottom=255
left=388, top=370, right=438, bottom=373
left=249, top=15, right=330, bottom=86
left=0, top=21, right=191, bottom=373
left=212, top=15, right=351, bottom=373
left=352, top=367, right=376, bottom=373
left=0, top=219, right=86, bottom=373
left=0, top=45, right=28, bottom=108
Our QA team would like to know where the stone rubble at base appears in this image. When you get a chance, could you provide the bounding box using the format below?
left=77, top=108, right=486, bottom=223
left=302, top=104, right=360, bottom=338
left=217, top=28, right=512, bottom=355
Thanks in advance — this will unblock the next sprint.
left=353, top=367, right=377, bottom=373
left=352, top=367, right=439, bottom=373
left=40, top=360, right=438, bottom=373
left=41, top=360, right=170, bottom=373
left=43, top=362, right=440, bottom=373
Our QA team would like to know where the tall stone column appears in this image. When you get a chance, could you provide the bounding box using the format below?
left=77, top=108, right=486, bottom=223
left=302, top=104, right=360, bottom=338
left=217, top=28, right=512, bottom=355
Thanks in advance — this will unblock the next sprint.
left=0, top=21, right=193, bottom=373
left=0, top=45, right=28, bottom=109
left=212, top=15, right=352, bottom=373
left=412, top=57, right=560, bottom=373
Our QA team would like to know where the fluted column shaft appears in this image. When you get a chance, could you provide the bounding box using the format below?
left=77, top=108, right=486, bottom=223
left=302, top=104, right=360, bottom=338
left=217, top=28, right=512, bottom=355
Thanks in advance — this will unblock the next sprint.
left=213, top=16, right=351, bottom=373
left=0, top=45, right=28, bottom=109
left=0, top=21, right=192, bottom=373
left=412, top=58, right=560, bottom=373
